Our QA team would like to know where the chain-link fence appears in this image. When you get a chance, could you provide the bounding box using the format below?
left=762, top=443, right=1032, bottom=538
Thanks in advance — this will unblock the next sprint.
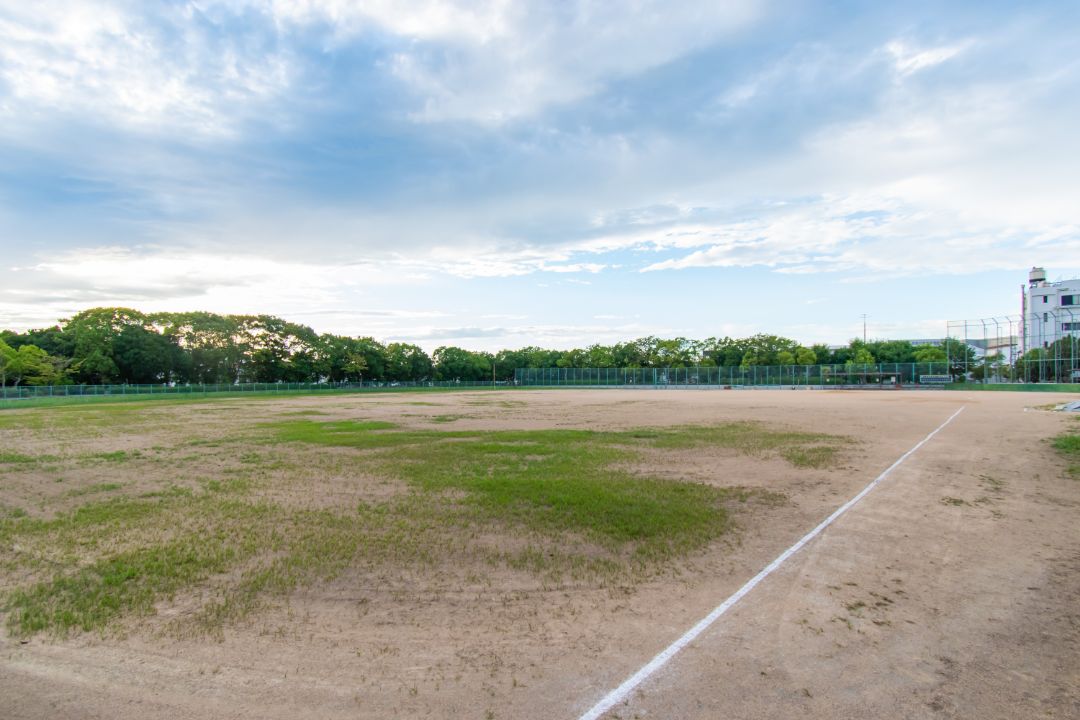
left=513, top=364, right=953, bottom=388
left=0, top=380, right=511, bottom=406
left=947, top=313, right=1079, bottom=383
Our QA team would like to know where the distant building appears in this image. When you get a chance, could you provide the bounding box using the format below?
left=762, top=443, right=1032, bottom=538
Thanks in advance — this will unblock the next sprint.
left=1024, top=267, right=1080, bottom=352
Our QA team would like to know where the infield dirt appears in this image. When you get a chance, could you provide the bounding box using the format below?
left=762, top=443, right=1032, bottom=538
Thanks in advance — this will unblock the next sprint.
left=2, top=389, right=1078, bottom=719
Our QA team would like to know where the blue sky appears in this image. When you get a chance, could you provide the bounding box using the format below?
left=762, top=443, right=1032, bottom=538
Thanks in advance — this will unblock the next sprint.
left=1, top=0, right=1078, bottom=351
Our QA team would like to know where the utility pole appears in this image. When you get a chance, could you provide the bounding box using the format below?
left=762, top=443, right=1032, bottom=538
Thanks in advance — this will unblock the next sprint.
left=861, top=314, right=868, bottom=343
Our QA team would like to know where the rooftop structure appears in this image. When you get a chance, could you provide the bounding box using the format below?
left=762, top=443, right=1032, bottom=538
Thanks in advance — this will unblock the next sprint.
left=1023, top=267, right=1080, bottom=352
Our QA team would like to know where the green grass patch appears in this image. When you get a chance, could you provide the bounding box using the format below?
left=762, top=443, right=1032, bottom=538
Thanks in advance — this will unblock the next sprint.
left=274, top=419, right=721, bottom=552
left=1, top=494, right=277, bottom=637
left=0, top=504, right=27, bottom=520
left=1052, top=428, right=1080, bottom=479
left=272, top=419, right=845, bottom=556
left=6, top=537, right=240, bottom=636
left=0, top=451, right=38, bottom=464
left=1, top=412, right=846, bottom=639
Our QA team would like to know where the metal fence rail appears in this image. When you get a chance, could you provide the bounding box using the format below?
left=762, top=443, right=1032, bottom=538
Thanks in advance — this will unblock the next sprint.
left=513, top=363, right=953, bottom=388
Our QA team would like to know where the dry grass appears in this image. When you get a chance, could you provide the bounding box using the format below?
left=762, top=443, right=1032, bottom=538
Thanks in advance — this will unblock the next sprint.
left=0, top=397, right=849, bottom=639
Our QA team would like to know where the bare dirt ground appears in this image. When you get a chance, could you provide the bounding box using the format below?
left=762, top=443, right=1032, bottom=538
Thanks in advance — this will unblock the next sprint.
left=2, top=389, right=1078, bottom=719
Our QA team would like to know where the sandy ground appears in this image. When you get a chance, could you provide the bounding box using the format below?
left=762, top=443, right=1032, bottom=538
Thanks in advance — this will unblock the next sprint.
left=1, top=388, right=1078, bottom=719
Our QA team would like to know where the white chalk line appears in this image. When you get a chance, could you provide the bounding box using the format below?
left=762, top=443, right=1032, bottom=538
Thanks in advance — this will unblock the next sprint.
left=576, top=405, right=966, bottom=720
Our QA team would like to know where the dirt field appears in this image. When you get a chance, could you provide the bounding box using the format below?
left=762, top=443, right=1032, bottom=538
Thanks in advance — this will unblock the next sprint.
left=1, top=388, right=1078, bottom=719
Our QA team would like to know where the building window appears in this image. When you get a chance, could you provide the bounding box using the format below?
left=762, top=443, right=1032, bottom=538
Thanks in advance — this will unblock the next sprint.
left=1043, top=295, right=1048, bottom=303
left=1063, top=295, right=1076, bottom=306
left=1044, top=312, right=1049, bottom=323
left=1064, top=322, right=1079, bottom=331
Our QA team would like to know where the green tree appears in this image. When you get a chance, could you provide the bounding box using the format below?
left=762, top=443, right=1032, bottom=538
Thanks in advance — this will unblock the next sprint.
left=321, top=335, right=375, bottom=382
left=845, top=347, right=875, bottom=366
left=433, top=346, right=491, bottom=381
left=63, top=307, right=148, bottom=383
left=385, top=343, right=432, bottom=381
left=913, top=346, right=947, bottom=363
left=739, top=334, right=799, bottom=367
left=811, top=343, right=833, bottom=365
left=151, top=311, right=244, bottom=383
left=113, top=325, right=181, bottom=383
left=606, top=341, right=644, bottom=368
left=941, top=338, right=977, bottom=378
left=0, top=339, right=14, bottom=386
left=584, top=344, right=615, bottom=368
left=0, top=341, right=65, bottom=386
left=494, top=348, right=529, bottom=381
left=868, top=340, right=916, bottom=364
left=556, top=348, right=586, bottom=369
left=2, top=326, right=73, bottom=357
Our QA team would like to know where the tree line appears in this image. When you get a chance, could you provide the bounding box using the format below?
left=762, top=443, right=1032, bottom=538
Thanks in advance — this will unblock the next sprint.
left=0, top=306, right=961, bottom=387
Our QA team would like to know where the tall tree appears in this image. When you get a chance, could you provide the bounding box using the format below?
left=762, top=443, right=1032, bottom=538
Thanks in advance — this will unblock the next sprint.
left=0, top=341, right=65, bottom=386
left=113, top=325, right=181, bottom=383
left=433, top=346, right=492, bottom=381
left=63, top=307, right=148, bottom=383
left=385, top=342, right=432, bottom=381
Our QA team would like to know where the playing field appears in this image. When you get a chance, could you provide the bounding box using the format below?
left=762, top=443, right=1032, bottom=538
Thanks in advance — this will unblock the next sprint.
left=1, top=389, right=1078, bottom=719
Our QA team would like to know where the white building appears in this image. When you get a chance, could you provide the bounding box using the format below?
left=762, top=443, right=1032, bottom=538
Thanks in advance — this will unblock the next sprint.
left=1024, top=267, right=1080, bottom=351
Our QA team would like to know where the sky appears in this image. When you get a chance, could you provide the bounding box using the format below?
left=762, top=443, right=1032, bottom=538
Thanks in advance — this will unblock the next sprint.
left=1, top=0, right=1079, bottom=352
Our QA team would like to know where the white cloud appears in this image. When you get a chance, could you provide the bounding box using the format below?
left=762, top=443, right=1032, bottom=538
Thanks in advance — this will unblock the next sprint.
left=0, top=2, right=292, bottom=137
left=388, top=320, right=675, bottom=352
left=284, top=0, right=764, bottom=123
left=412, top=243, right=607, bottom=278
left=0, top=245, right=420, bottom=330
left=885, top=39, right=971, bottom=77
left=261, top=0, right=511, bottom=43
left=0, top=239, right=615, bottom=332
left=580, top=191, right=1080, bottom=278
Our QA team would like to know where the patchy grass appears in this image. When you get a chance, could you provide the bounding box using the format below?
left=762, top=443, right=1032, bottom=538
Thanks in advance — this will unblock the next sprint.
left=66, top=482, right=124, bottom=498
left=271, top=419, right=846, bottom=554
left=84, top=450, right=137, bottom=463
left=619, top=422, right=850, bottom=469
left=0, top=385, right=513, bottom=411
left=1, top=410, right=848, bottom=639
left=0, top=451, right=38, bottom=464
left=1052, top=426, right=1080, bottom=479
left=0, top=504, right=27, bottom=519
left=273, top=420, right=730, bottom=556
left=7, top=536, right=241, bottom=636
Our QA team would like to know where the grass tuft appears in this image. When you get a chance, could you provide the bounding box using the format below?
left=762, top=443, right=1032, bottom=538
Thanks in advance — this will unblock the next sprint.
left=1052, top=428, right=1080, bottom=479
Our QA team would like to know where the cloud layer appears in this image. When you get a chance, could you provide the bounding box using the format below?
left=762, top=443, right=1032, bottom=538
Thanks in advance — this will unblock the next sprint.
left=1, top=1, right=1078, bottom=346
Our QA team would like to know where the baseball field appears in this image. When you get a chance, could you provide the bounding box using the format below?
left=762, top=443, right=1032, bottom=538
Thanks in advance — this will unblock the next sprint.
left=1, top=388, right=1077, bottom=719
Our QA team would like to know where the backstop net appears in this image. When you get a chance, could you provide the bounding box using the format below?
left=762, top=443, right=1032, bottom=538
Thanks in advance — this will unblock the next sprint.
left=947, top=313, right=1079, bottom=383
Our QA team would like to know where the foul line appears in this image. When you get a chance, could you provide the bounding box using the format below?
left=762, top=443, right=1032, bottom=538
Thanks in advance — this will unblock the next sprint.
left=577, top=405, right=966, bottom=720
